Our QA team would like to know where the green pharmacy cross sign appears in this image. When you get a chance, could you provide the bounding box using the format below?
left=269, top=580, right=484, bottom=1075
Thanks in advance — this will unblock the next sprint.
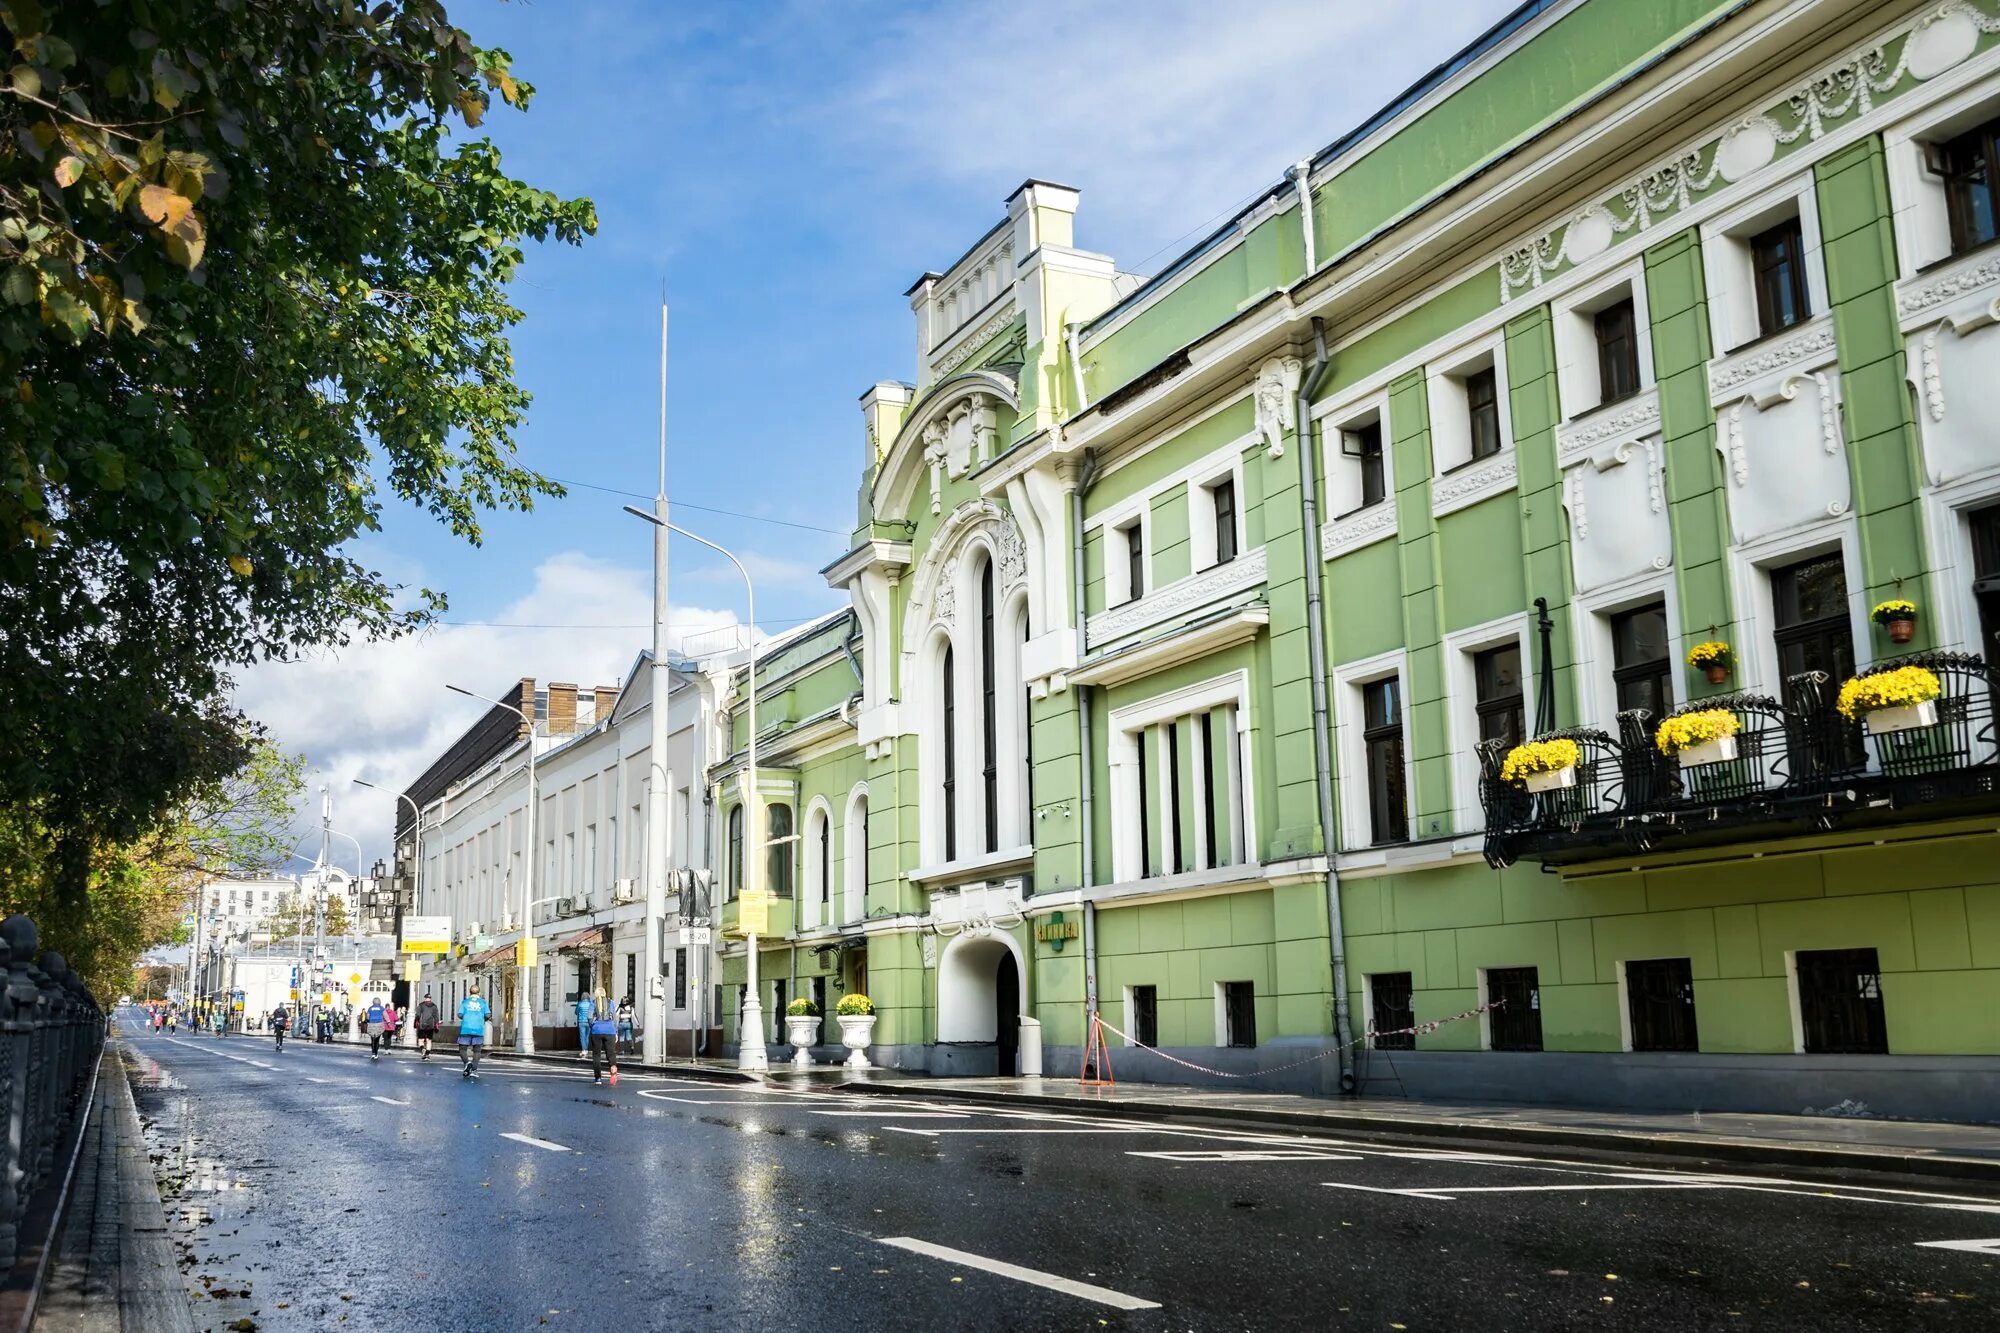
left=1035, top=912, right=1081, bottom=952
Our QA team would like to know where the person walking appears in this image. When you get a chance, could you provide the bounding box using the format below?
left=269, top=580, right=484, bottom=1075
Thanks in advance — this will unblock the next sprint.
left=616, top=994, right=635, bottom=1055
left=456, top=983, right=490, bottom=1080
left=573, top=991, right=594, bottom=1058
left=588, top=990, right=618, bottom=1085
left=166, top=1007, right=176, bottom=1035
left=382, top=999, right=401, bottom=1051
left=270, top=1004, right=289, bottom=1053
left=414, top=989, right=441, bottom=1061
left=365, top=997, right=388, bottom=1060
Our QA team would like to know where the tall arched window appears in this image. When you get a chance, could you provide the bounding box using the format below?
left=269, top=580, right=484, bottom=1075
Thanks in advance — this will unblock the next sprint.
left=767, top=803, right=794, bottom=898
left=1021, top=610, right=1033, bottom=823
left=942, top=645, right=958, bottom=861
left=726, top=804, right=744, bottom=897
left=817, top=811, right=830, bottom=920
left=846, top=793, right=869, bottom=923
left=980, top=561, right=998, bottom=853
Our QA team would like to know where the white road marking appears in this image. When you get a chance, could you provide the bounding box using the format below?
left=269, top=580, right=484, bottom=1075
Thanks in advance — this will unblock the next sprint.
left=809, top=1110, right=970, bottom=1119
left=370, top=1096, right=410, bottom=1107
left=878, top=1237, right=1159, bottom=1311
left=1321, top=1182, right=1460, bottom=1200
left=884, top=1126, right=1155, bottom=1137
left=500, top=1132, right=571, bottom=1153
left=1128, top=1149, right=1363, bottom=1163
left=1917, top=1237, right=2000, bottom=1255
left=305, top=1077, right=331, bottom=1084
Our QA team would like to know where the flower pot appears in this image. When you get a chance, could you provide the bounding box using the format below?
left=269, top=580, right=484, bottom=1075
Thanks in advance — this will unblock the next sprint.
left=1675, top=735, right=1738, bottom=769
left=1523, top=765, right=1576, bottom=794
left=1885, top=617, right=1916, bottom=645
left=1865, top=699, right=1937, bottom=735
left=1702, top=664, right=1729, bottom=685
left=837, top=1013, right=877, bottom=1070
left=786, top=1015, right=819, bottom=1069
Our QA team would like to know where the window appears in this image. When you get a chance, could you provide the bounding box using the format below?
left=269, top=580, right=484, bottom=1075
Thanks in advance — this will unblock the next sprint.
left=816, top=812, right=831, bottom=919
left=1485, top=966, right=1542, bottom=1051
left=1472, top=645, right=1524, bottom=752
left=766, top=803, right=793, bottom=898
left=1369, top=972, right=1414, bottom=1051
left=1970, top=502, right=2000, bottom=660
left=1120, top=521, right=1145, bottom=603
left=1210, top=479, right=1238, bottom=565
left=1362, top=677, right=1408, bottom=844
left=1124, top=702, right=1243, bottom=880
left=980, top=563, right=999, bottom=854
left=847, top=795, right=869, bottom=922
left=1796, top=948, right=1887, bottom=1054
left=624, top=953, right=636, bottom=1008
left=1610, top=602, right=1673, bottom=719
left=673, top=947, right=688, bottom=1010
left=1221, top=981, right=1256, bottom=1048
left=1771, top=553, right=1862, bottom=768
left=1624, top=957, right=1698, bottom=1052
left=1130, top=985, right=1158, bottom=1048
left=1749, top=217, right=1810, bottom=336
left=1594, top=299, right=1640, bottom=406
left=941, top=645, right=958, bottom=861
left=1934, top=115, right=2000, bottom=254
left=1465, top=367, right=1501, bottom=460
left=772, top=979, right=786, bottom=1043
left=726, top=805, right=743, bottom=896
left=541, top=962, right=551, bottom=1011
left=1135, top=735, right=1153, bottom=878
left=1341, top=420, right=1387, bottom=513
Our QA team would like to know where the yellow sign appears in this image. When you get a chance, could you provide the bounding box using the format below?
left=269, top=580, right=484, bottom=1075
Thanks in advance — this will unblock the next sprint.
left=321, top=991, right=332, bottom=1005
left=735, top=888, right=770, bottom=936
left=516, top=936, right=537, bottom=968
left=399, top=915, right=451, bottom=954
left=290, top=987, right=299, bottom=1000
left=403, top=959, right=422, bottom=982
left=349, top=972, right=362, bottom=985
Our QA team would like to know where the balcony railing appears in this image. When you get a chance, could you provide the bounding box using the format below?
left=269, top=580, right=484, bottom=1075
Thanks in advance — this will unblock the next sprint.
left=1479, top=651, right=2000, bottom=868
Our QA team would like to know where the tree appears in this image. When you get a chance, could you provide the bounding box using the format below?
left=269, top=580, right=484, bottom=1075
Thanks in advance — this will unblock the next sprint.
left=0, top=1, right=596, bottom=896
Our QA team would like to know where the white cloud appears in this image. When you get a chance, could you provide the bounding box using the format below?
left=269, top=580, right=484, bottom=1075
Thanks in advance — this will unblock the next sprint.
left=232, top=551, right=741, bottom=874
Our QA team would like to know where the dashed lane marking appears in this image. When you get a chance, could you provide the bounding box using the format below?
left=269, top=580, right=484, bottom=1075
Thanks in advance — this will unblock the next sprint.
left=500, top=1132, right=571, bottom=1153
left=1129, top=1149, right=1364, bottom=1163
left=1917, top=1238, right=2000, bottom=1255
left=809, top=1110, right=971, bottom=1119
left=370, top=1096, right=411, bottom=1107
left=878, top=1237, right=1159, bottom=1311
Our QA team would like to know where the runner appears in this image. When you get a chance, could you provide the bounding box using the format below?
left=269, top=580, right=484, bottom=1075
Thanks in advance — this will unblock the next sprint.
left=587, top=989, right=618, bottom=1086
left=456, top=983, right=490, bottom=1080
left=413, top=988, right=440, bottom=1061
left=270, top=1003, right=289, bottom=1053
left=365, top=997, right=388, bottom=1060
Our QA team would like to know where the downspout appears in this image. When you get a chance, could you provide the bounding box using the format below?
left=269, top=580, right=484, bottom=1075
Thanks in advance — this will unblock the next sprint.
left=1071, top=448, right=1103, bottom=1046
left=1296, top=316, right=1356, bottom=1094
left=1290, top=160, right=1318, bottom=277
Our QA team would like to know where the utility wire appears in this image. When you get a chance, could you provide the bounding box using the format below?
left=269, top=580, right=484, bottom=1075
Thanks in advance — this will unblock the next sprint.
left=543, top=472, right=848, bottom=537
left=433, top=613, right=828, bottom=631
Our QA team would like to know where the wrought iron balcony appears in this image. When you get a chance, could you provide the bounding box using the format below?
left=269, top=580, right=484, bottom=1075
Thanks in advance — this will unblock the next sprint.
left=1479, top=651, right=2000, bottom=868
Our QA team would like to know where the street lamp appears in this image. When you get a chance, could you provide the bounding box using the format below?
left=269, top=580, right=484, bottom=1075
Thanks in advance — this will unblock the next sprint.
left=624, top=507, right=765, bottom=1073
left=446, top=682, right=540, bottom=1054
left=352, top=779, right=423, bottom=928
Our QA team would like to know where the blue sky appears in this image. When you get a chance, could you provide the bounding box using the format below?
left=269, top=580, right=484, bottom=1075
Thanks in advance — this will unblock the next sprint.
left=240, top=0, right=1515, bottom=868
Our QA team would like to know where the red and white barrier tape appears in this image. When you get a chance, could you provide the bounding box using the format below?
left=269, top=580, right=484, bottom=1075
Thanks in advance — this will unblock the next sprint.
left=1088, top=999, right=1506, bottom=1081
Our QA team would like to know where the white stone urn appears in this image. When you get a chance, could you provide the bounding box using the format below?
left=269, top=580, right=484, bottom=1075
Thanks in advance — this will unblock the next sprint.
left=837, top=1013, right=877, bottom=1069
left=786, top=1014, right=819, bottom=1068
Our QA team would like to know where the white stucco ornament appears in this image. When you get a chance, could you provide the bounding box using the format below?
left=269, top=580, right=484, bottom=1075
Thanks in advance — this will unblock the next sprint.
left=1254, top=356, right=1303, bottom=458
left=923, top=420, right=946, bottom=515
left=1715, top=118, right=1779, bottom=183
left=1906, top=6, right=1978, bottom=81
left=1562, top=207, right=1616, bottom=265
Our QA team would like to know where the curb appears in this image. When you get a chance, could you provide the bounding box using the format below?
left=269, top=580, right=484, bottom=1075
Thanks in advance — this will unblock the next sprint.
left=836, top=1081, right=2000, bottom=1185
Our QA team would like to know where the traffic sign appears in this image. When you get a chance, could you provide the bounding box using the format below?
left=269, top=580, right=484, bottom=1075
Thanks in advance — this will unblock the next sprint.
left=680, top=927, right=713, bottom=947
left=400, top=915, right=451, bottom=954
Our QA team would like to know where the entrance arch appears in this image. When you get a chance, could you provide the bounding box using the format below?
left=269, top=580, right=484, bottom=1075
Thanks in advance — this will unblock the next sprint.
left=936, top=931, right=1026, bottom=1076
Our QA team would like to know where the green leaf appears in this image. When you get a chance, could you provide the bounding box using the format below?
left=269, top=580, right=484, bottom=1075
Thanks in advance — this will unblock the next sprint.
left=52, top=155, right=83, bottom=188
left=2, top=266, right=35, bottom=306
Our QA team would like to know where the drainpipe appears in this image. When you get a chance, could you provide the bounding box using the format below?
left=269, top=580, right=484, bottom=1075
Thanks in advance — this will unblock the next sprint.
left=1071, top=448, right=1103, bottom=1036
left=1290, top=160, right=1317, bottom=277
left=839, top=617, right=864, bottom=687
left=1065, top=322, right=1088, bottom=414
left=1296, top=316, right=1356, bottom=1094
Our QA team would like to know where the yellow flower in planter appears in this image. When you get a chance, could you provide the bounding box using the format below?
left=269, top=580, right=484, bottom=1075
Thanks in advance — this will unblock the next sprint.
left=1499, top=738, right=1581, bottom=784
left=1685, top=640, right=1732, bottom=670
left=1836, top=665, right=1941, bottom=720
left=1654, top=708, right=1741, bottom=755
left=1870, top=599, right=1918, bottom=625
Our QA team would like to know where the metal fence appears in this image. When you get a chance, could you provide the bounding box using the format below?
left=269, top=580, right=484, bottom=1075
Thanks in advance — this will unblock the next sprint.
left=0, top=913, right=105, bottom=1272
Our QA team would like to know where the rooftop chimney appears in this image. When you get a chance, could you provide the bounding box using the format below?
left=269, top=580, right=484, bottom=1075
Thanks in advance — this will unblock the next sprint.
left=513, top=677, right=537, bottom=739
left=548, top=682, right=578, bottom=736
left=594, top=685, right=620, bottom=722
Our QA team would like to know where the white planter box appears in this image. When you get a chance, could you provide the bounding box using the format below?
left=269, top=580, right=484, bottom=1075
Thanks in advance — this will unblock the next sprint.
left=1523, top=766, right=1576, bottom=794
left=1865, top=700, right=1938, bottom=736
left=786, top=1015, right=819, bottom=1069
left=1676, top=734, right=1739, bottom=770
left=837, top=1013, right=877, bottom=1070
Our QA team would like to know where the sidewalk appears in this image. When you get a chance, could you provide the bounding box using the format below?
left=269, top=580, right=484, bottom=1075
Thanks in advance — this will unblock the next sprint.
left=31, top=1044, right=193, bottom=1333
left=842, top=1074, right=2000, bottom=1184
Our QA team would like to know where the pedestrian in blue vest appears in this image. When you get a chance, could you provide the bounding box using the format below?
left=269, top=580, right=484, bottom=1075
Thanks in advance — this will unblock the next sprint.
left=588, top=990, right=619, bottom=1085
left=366, top=998, right=388, bottom=1060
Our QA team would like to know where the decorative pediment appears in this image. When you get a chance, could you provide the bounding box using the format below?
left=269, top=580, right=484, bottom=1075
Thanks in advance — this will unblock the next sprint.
left=872, top=368, right=1021, bottom=523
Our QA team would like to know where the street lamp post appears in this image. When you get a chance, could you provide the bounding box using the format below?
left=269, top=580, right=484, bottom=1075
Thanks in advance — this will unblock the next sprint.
left=446, top=683, right=539, bottom=1054
left=624, top=509, right=764, bottom=1073
left=356, top=779, right=423, bottom=1046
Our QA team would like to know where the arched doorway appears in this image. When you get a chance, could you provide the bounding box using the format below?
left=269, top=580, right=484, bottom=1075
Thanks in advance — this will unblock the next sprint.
left=936, top=932, right=1026, bottom=1077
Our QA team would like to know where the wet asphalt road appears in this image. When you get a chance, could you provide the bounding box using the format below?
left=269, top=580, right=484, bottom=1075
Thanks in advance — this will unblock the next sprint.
left=114, top=1016, right=1999, bottom=1332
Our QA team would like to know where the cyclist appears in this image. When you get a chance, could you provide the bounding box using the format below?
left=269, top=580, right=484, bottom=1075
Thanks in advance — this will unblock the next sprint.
left=457, top=983, right=490, bottom=1080
left=413, top=988, right=441, bottom=1061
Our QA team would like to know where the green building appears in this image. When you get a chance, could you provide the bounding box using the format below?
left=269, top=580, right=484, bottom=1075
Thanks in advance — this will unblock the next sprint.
left=715, top=0, right=2000, bottom=1119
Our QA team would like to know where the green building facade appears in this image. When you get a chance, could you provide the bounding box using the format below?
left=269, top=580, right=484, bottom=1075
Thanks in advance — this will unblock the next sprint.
left=713, top=0, right=2000, bottom=1119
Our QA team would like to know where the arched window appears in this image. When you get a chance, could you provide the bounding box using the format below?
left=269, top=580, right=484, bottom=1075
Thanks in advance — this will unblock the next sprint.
left=846, top=793, right=869, bottom=923
left=817, top=811, right=831, bottom=918
left=942, top=644, right=958, bottom=861
left=767, top=803, right=794, bottom=898
left=726, top=804, right=744, bottom=897
left=980, top=560, right=998, bottom=853
left=1021, top=610, right=1033, bottom=822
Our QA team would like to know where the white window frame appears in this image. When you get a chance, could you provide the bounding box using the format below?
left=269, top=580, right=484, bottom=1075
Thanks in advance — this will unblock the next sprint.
left=1921, top=469, right=2000, bottom=657
left=1426, top=332, right=1514, bottom=477
left=1882, top=73, right=2000, bottom=280
left=1315, top=390, right=1396, bottom=539
left=1570, top=570, right=1685, bottom=733
left=1552, top=259, right=1655, bottom=422
left=800, top=796, right=834, bottom=931
left=1107, top=670, right=1254, bottom=885
left=1441, top=614, right=1533, bottom=837
left=1110, top=515, right=1149, bottom=606
left=842, top=784, right=870, bottom=924
left=1699, top=174, right=1829, bottom=356
left=1189, top=458, right=1248, bottom=572
left=1119, top=983, right=1159, bottom=1048
left=1331, top=648, right=1413, bottom=852
left=1726, top=516, right=1870, bottom=698
left=1212, top=979, right=1256, bottom=1049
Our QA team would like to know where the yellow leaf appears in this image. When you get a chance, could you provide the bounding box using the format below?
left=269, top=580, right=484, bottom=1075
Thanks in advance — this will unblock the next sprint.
left=137, top=183, right=191, bottom=229
left=54, top=156, right=84, bottom=188
left=228, top=555, right=253, bottom=578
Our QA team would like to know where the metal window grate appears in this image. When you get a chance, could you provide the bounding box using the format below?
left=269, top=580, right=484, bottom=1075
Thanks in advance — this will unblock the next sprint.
left=1625, top=957, right=1699, bottom=1052
left=1370, top=972, right=1414, bottom=1050
left=1223, top=981, right=1256, bottom=1048
left=1796, top=948, right=1887, bottom=1055
left=1485, top=967, right=1542, bottom=1051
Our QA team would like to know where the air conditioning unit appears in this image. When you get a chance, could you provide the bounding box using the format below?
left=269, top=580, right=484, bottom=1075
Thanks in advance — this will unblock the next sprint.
left=500, top=912, right=516, bottom=931
left=466, top=922, right=481, bottom=939
left=556, top=896, right=578, bottom=916
left=613, top=879, right=638, bottom=904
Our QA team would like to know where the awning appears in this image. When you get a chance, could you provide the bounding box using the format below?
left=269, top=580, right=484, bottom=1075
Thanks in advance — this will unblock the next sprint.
left=551, top=924, right=610, bottom=953
left=465, top=942, right=512, bottom=968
